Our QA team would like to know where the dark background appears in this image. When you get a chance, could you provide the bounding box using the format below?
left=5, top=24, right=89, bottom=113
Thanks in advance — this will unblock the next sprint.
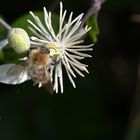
left=0, top=0, right=140, bottom=140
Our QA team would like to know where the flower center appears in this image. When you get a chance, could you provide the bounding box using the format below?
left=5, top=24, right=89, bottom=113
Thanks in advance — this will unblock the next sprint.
left=46, top=42, right=62, bottom=57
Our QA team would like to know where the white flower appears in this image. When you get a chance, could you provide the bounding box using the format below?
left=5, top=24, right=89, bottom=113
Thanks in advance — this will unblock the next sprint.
left=28, top=2, right=93, bottom=93
left=0, top=2, right=93, bottom=93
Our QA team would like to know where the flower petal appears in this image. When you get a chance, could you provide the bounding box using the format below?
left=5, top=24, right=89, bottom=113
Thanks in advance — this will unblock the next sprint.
left=0, top=64, right=29, bottom=85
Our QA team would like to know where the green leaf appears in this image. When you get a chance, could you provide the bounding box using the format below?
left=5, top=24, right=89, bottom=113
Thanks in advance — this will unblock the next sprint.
left=0, top=16, right=8, bottom=62
left=0, top=16, right=7, bottom=39
left=87, top=14, right=100, bottom=43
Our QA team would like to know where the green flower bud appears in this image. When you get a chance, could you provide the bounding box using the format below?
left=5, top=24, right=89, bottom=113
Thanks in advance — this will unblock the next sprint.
left=8, top=28, right=30, bottom=54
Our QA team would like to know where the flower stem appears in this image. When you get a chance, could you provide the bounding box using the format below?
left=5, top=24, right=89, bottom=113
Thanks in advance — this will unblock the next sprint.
left=81, top=0, right=106, bottom=27
left=0, top=18, right=12, bottom=31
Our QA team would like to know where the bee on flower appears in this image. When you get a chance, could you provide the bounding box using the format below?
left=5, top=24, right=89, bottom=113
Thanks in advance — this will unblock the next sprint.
left=0, top=2, right=93, bottom=93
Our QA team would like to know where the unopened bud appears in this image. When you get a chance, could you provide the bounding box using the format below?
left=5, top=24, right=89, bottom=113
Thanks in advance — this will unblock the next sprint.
left=8, top=28, right=30, bottom=54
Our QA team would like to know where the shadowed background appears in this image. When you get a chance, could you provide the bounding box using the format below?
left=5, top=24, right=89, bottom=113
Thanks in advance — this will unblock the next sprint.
left=0, top=0, right=140, bottom=140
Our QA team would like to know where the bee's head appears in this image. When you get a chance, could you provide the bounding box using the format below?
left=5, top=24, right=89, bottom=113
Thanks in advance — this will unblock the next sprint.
left=40, top=46, right=50, bottom=54
left=26, top=46, right=50, bottom=57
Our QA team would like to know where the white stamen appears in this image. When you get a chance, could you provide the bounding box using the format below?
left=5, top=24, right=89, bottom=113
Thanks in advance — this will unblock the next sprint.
left=27, top=2, right=93, bottom=93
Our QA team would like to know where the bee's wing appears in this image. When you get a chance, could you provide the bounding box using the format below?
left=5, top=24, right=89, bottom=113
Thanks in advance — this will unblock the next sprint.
left=0, top=64, right=30, bottom=85
left=7, top=61, right=28, bottom=75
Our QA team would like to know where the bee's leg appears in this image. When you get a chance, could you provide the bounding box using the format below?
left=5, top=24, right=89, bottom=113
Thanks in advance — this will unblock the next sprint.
left=26, top=49, right=30, bottom=57
left=33, top=81, right=39, bottom=86
left=50, top=54, right=60, bottom=65
left=38, top=82, right=42, bottom=88
left=33, top=82, right=37, bottom=86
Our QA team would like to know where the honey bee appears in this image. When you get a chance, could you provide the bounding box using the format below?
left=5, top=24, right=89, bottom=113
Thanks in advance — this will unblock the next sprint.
left=7, top=46, right=53, bottom=93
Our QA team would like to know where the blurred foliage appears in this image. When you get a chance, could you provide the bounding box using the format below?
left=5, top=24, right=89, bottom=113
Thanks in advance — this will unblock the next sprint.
left=0, top=21, right=6, bottom=39
left=87, top=14, right=100, bottom=43
left=0, top=16, right=8, bottom=62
